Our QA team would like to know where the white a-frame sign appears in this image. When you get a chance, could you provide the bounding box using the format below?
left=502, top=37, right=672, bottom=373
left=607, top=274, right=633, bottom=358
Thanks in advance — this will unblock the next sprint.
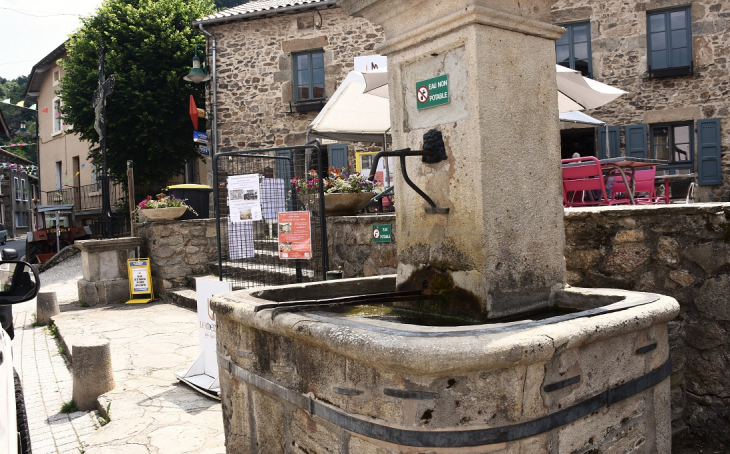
left=175, top=277, right=232, bottom=399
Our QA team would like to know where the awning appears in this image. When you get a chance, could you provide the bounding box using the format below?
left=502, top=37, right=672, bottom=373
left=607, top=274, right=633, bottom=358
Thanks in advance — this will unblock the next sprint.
left=558, top=111, right=605, bottom=126
left=308, top=71, right=391, bottom=144
left=37, top=204, right=75, bottom=213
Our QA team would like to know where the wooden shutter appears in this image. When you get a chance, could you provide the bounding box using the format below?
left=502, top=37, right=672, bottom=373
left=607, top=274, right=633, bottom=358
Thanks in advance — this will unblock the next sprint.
left=625, top=124, right=648, bottom=158
left=328, top=144, right=348, bottom=171
left=597, top=126, right=620, bottom=159
left=697, top=119, right=721, bottom=185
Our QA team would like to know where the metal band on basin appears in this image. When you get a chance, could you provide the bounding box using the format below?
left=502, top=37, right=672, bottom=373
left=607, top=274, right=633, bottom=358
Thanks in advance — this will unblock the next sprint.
left=218, top=354, right=671, bottom=448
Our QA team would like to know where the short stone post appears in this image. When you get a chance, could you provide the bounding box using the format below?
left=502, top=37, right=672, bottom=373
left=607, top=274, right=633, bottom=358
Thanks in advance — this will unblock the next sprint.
left=36, top=292, right=59, bottom=325
left=72, top=339, right=114, bottom=411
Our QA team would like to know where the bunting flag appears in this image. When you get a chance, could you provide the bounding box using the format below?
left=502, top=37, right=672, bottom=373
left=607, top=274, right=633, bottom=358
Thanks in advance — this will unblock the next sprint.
left=42, top=107, right=49, bottom=113
left=75, top=171, right=80, bottom=176
left=88, top=157, right=94, bottom=162
left=0, top=162, right=39, bottom=176
left=15, top=100, right=24, bottom=107
left=81, top=163, right=86, bottom=169
left=1, top=99, right=9, bottom=104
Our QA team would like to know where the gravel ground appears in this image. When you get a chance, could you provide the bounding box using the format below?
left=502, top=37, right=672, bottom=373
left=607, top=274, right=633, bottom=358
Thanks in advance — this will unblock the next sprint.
left=38, top=255, right=83, bottom=305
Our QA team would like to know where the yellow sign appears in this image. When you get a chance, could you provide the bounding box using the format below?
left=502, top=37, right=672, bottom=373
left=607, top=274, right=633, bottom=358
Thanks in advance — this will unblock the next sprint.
left=126, top=258, right=155, bottom=304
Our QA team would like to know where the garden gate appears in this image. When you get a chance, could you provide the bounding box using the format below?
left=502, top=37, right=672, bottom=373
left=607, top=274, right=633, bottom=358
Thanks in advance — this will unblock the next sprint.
left=212, top=143, right=329, bottom=290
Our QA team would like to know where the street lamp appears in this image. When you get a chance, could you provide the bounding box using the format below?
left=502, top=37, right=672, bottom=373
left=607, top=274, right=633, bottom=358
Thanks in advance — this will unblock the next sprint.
left=184, top=44, right=211, bottom=83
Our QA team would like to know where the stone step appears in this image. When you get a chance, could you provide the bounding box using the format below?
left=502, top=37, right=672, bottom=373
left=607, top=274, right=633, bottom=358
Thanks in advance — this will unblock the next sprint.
left=167, top=288, right=197, bottom=310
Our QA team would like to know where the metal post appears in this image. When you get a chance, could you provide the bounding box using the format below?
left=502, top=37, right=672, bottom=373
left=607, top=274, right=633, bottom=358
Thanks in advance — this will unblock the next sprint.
left=127, top=160, right=135, bottom=237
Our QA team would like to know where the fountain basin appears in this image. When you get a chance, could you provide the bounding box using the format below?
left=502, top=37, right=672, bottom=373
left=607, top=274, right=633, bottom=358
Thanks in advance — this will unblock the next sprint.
left=212, top=276, right=678, bottom=452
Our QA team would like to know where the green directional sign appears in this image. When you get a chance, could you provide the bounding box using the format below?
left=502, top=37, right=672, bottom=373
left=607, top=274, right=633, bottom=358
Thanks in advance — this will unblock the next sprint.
left=416, top=74, right=449, bottom=110
left=372, top=224, right=392, bottom=243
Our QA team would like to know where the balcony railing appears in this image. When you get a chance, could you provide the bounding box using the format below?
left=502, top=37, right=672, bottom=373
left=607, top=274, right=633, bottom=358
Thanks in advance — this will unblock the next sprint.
left=43, top=183, right=127, bottom=213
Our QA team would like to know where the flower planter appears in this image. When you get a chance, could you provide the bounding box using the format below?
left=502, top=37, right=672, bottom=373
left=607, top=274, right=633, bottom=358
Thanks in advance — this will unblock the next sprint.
left=300, top=192, right=375, bottom=216
left=140, top=206, right=187, bottom=222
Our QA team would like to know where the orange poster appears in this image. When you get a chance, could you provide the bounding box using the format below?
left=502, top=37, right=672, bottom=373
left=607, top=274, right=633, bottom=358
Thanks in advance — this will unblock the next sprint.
left=278, top=211, right=312, bottom=260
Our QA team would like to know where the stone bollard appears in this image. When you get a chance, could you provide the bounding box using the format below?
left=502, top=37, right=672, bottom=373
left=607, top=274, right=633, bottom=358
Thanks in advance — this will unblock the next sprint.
left=72, top=339, right=115, bottom=411
left=36, top=292, right=59, bottom=325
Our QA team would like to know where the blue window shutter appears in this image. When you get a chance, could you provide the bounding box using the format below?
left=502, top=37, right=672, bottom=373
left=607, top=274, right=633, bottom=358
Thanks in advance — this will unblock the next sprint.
left=598, top=126, right=621, bottom=159
left=328, top=144, right=348, bottom=171
left=697, top=119, right=721, bottom=185
left=625, top=124, right=648, bottom=158
left=276, top=149, right=292, bottom=182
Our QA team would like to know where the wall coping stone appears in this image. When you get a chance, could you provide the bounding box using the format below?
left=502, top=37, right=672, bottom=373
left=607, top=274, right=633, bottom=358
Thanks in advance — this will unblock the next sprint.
left=76, top=237, right=143, bottom=253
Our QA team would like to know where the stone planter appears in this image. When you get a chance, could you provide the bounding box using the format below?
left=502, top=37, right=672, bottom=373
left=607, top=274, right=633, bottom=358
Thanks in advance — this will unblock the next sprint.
left=139, top=206, right=187, bottom=222
left=300, top=192, right=374, bottom=216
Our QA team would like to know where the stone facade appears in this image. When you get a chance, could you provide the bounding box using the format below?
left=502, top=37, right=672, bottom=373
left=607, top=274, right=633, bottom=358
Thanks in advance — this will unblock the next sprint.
left=205, top=5, right=384, bottom=161
left=551, top=0, right=730, bottom=202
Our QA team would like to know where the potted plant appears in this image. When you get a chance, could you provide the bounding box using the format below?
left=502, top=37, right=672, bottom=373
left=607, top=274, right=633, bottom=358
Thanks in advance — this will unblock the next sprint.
left=135, top=193, right=198, bottom=221
left=293, top=167, right=379, bottom=216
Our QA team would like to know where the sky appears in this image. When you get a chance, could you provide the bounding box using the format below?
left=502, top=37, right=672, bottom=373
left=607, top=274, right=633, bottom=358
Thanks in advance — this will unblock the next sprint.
left=0, top=0, right=105, bottom=80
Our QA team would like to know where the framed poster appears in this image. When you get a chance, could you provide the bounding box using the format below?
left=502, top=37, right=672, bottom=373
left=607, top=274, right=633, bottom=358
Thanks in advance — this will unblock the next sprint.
left=278, top=211, right=312, bottom=260
left=227, top=174, right=262, bottom=222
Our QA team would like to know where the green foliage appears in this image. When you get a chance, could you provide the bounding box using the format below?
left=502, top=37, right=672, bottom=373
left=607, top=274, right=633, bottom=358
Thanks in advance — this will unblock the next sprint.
left=99, top=402, right=112, bottom=426
left=0, top=76, right=38, bottom=163
left=61, top=400, right=78, bottom=414
left=60, top=0, right=215, bottom=185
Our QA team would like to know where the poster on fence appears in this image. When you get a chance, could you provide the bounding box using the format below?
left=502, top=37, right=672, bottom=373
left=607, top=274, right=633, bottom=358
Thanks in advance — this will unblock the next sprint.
left=277, top=211, right=312, bottom=260
left=227, top=174, right=262, bottom=222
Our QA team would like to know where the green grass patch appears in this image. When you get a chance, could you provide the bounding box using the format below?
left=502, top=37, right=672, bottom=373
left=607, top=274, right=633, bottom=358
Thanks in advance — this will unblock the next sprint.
left=60, top=400, right=78, bottom=414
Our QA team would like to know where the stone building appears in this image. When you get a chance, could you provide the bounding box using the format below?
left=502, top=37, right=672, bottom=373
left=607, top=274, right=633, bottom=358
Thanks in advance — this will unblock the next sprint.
left=193, top=0, right=384, bottom=171
left=0, top=149, right=38, bottom=238
left=551, top=0, right=730, bottom=201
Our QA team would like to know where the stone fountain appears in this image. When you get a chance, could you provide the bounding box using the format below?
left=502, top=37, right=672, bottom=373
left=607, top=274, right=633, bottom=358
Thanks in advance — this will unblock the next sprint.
left=211, top=1, right=679, bottom=452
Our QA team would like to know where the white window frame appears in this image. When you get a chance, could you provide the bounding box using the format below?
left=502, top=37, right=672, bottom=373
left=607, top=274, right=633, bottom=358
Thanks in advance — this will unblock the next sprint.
left=55, top=161, right=62, bottom=189
left=14, top=177, right=20, bottom=201
left=53, top=68, right=61, bottom=86
left=53, top=97, right=63, bottom=135
left=21, top=179, right=27, bottom=201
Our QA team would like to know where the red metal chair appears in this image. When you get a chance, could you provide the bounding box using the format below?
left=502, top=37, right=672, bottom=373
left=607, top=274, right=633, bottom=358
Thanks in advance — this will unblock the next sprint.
left=610, top=166, right=658, bottom=204
left=561, top=157, right=629, bottom=207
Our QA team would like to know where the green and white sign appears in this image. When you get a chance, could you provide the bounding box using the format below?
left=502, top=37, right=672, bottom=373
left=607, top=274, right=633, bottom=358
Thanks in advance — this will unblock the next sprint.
left=416, top=74, right=449, bottom=110
left=372, top=224, right=392, bottom=243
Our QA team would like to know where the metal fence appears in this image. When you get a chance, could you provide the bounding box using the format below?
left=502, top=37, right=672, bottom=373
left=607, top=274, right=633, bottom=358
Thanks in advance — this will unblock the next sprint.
left=213, top=143, right=328, bottom=291
left=43, top=182, right=126, bottom=213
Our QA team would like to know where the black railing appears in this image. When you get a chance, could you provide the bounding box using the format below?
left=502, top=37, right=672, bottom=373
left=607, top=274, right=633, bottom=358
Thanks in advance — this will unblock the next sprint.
left=43, top=183, right=126, bottom=213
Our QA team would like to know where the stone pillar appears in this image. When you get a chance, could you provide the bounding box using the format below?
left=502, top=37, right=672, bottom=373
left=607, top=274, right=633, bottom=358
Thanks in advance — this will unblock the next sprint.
left=341, top=0, right=567, bottom=319
left=76, top=238, right=143, bottom=305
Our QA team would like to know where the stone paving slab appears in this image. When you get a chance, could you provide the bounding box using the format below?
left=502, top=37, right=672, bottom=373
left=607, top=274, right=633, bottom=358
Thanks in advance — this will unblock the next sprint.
left=52, top=302, right=225, bottom=454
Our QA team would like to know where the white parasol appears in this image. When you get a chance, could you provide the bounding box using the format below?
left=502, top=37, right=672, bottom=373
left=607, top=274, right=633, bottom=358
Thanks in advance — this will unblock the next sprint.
left=363, top=64, right=627, bottom=113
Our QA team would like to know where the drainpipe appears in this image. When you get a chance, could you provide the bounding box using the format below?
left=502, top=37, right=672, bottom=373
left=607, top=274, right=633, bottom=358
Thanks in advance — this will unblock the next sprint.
left=198, top=23, right=218, bottom=159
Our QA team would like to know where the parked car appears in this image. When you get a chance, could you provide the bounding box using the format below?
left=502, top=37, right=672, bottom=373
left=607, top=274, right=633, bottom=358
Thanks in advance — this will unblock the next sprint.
left=0, top=224, right=7, bottom=245
left=0, top=253, right=40, bottom=454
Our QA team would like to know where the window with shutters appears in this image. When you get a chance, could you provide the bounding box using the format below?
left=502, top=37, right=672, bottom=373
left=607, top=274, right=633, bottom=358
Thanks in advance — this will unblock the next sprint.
left=556, top=22, right=592, bottom=78
left=650, top=122, right=693, bottom=168
left=647, top=7, right=692, bottom=78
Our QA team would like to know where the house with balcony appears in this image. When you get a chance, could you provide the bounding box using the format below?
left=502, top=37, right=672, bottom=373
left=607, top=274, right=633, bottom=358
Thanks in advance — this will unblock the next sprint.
left=192, top=0, right=385, bottom=171
left=23, top=43, right=209, bottom=230
left=551, top=0, right=729, bottom=202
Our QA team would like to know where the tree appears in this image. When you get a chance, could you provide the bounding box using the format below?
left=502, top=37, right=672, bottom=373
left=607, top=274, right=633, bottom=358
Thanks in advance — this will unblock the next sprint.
left=60, top=0, right=215, bottom=185
left=0, top=76, right=38, bottom=163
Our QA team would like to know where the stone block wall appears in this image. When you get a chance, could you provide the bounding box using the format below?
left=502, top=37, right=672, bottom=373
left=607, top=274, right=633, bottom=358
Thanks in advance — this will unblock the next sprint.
left=136, top=218, right=218, bottom=294
left=550, top=0, right=730, bottom=201
left=326, top=214, right=396, bottom=278
left=207, top=6, right=384, bottom=152
left=564, top=203, right=730, bottom=442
